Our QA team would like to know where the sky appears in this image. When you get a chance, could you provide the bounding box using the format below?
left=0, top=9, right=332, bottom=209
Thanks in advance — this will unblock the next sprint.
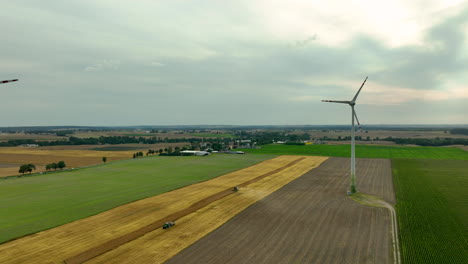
left=1, top=0, right=467, bottom=126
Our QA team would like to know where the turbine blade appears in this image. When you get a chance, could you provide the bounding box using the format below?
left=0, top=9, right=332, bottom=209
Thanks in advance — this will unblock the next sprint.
left=1, top=79, right=18, bottom=84
left=352, top=76, right=368, bottom=102
left=322, top=100, right=350, bottom=104
left=353, top=108, right=363, bottom=131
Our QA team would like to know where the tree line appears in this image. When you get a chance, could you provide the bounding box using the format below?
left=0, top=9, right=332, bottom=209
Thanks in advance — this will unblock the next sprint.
left=450, top=128, right=468, bottom=135
left=0, top=135, right=233, bottom=147
left=18, top=161, right=66, bottom=174
left=236, top=131, right=311, bottom=145
left=45, top=161, right=66, bottom=171
left=383, top=137, right=468, bottom=146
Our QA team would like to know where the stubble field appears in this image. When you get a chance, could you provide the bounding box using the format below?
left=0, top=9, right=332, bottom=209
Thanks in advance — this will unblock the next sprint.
left=0, top=155, right=325, bottom=263
left=167, top=157, right=395, bottom=264
left=0, top=143, right=187, bottom=177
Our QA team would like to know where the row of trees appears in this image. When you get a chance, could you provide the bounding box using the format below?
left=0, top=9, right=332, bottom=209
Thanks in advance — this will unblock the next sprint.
left=132, top=152, right=144, bottom=158
left=45, top=161, right=66, bottom=171
left=236, top=131, right=311, bottom=145
left=0, top=135, right=235, bottom=147
left=450, top=128, right=468, bottom=135
left=383, top=137, right=468, bottom=146
left=19, top=161, right=67, bottom=175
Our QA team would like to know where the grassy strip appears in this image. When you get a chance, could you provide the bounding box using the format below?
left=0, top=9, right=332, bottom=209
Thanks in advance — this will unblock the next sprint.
left=0, top=154, right=274, bottom=244
left=349, top=192, right=387, bottom=208
left=393, top=159, right=468, bottom=263
left=238, top=144, right=468, bottom=160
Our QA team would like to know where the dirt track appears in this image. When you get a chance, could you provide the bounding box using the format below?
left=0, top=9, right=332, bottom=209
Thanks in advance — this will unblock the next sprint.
left=167, top=157, right=394, bottom=264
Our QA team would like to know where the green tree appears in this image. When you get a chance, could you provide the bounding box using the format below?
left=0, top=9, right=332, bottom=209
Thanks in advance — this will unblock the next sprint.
left=51, top=163, right=58, bottom=170
left=27, top=164, right=36, bottom=174
left=102, top=157, right=107, bottom=163
left=19, top=164, right=36, bottom=174
left=19, top=164, right=29, bottom=174
left=57, top=161, right=66, bottom=170
left=45, top=164, right=52, bottom=171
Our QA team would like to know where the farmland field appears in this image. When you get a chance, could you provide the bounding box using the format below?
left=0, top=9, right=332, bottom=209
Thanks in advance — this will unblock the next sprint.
left=393, top=159, right=468, bottom=264
left=168, top=157, right=395, bottom=264
left=0, top=155, right=320, bottom=263
left=306, top=129, right=468, bottom=140
left=0, top=143, right=188, bottom=177
left=185, top=133, right=234, bottom=138
left=0, top=154, right=274, bottom=244
left=238, top=144, right=468, bottom=159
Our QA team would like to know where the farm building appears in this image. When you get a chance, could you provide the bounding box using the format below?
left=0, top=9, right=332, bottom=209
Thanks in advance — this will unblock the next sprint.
left=180, top=150, right=210, bottom=156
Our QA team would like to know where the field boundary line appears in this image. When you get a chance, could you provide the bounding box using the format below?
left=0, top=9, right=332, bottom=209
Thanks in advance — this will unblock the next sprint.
left=64, top=157, right=306, bottom=264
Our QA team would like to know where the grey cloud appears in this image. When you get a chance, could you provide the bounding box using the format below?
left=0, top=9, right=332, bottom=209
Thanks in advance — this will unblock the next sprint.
left=370, top=7, right=468, bottom=89
left=0, top=1, right=467, bottom=126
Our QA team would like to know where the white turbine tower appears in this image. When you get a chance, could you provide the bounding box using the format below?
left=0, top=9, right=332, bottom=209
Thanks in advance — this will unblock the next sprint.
left=322, top=76, right=367, bottom=194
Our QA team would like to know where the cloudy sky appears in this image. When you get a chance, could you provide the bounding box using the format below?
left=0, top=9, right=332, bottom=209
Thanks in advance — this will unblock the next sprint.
left=1, top=0, right=467, bottom=126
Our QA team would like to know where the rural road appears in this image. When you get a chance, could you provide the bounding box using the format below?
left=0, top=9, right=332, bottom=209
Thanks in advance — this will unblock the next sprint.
left=350, top=194, right=401, bottom=264
left=383, top=201, right=401, bottom=264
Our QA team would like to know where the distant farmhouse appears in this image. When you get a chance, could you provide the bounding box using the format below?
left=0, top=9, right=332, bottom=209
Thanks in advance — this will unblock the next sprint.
left=180, top=150, right=211, bottom=156
left=18, top=144, right=39, bottom=147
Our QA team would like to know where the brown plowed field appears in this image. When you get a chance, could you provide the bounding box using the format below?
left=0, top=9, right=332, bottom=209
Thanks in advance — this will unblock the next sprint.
left=167, top=157, right=394, bottom=264
left=0, top=156, right=327, bottom=264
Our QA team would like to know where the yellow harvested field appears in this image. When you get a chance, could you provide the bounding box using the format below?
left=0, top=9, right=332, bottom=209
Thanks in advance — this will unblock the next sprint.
left=0, top=156, right=327, bottom=264
left=88, top=156, right=327, bottom=264
left=0, top=147, right=135, bottom=177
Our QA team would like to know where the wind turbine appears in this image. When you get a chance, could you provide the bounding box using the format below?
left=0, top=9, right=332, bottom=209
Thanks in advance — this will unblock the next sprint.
left=322, top=76, right=367, bottom=194
left=1, top=79, right=18, bottom=85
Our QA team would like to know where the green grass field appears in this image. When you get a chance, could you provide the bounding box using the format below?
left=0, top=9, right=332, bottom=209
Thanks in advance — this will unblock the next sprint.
left=393, top=159, right=468, bottom=263
left=0, top=154, right=274, bottom=244
left=238, top=144, right=468, bottom=159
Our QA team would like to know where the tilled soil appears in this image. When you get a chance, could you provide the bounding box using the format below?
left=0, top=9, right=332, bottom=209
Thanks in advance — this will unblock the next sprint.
left=166, top=157, right=394, bottom=264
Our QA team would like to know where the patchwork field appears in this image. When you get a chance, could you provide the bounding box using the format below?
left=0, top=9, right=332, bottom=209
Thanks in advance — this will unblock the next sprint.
left=168, top=157, right=395, bottom=264
left=0, top=143, right=187, bottom=177
left=0, top=155, right=325, bottom=264
left=239, top=144, right=468, bottom=160
left=0, top=154, right=274, bottom=244
left=393, top=159, right=468, bottom=264
left=307, top=129, right=468, bottom=139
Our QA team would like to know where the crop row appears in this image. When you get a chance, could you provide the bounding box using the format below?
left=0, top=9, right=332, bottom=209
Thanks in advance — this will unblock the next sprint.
left=392, top=159, right=468, bottom=263
left=239, top=144, right=468, bottom=160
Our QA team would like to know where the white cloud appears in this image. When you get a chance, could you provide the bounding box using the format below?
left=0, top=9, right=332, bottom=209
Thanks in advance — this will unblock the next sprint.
left=288, top=95, right=321, bottom=102
left=150, top=61, right=165, bottom=67
left=361, top=81, right=468, bottom=104
left=84, top=60, right=121, bottom=72
left=247, top=0, right=467, bottom=47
